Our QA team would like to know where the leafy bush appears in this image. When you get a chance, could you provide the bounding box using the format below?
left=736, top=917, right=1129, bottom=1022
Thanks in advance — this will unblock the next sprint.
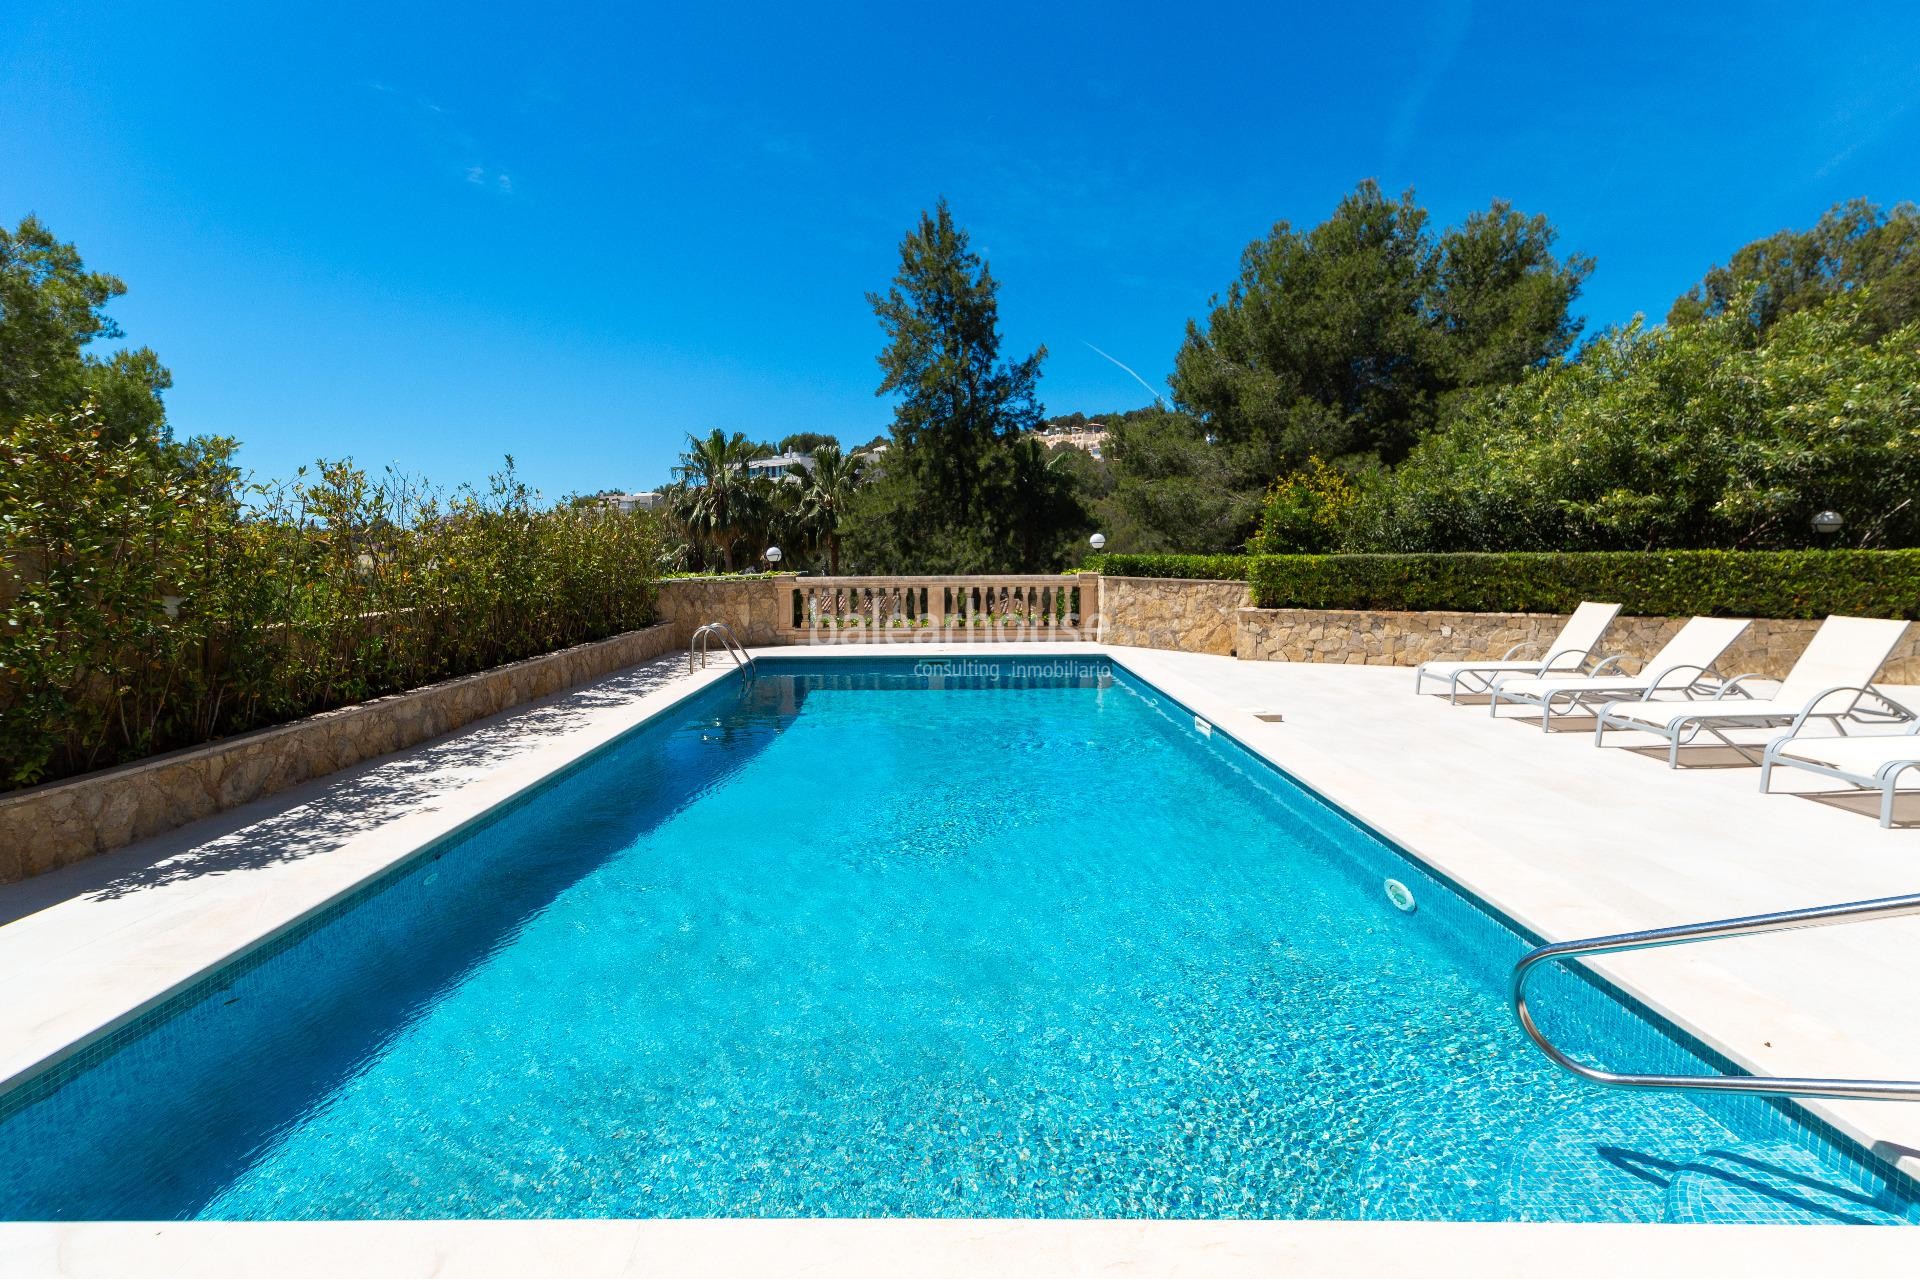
left=1250, top=458, right=1361, bottom=553
left=1248, top=550, right=1920, bottom=618
left=1349, top=291, right=1920, bottom=552
left=1, top=408, right=662, bottom=788
left=1086, top=553, right=1250, bottom=581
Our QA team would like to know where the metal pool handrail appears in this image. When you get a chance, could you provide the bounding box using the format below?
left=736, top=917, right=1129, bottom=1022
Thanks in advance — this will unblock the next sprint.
left=689, top=622, right=755, bottom=676
left=1512, top=891, right=1920, bottom=1102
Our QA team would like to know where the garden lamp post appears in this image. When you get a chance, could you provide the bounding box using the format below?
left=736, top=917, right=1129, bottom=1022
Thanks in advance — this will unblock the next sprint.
left=764, top=545, right=783, bottom=569
left=1812, top=511, right=1844, bottom=537
left=1089, top=532, right=1106, bottom=552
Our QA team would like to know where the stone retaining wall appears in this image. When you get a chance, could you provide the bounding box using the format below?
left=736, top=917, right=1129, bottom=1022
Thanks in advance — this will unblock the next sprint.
left=0, top=622, right=677, bottom=886
left=1100, top=576, right=1248, bottom=655
left=1236, top=608, right=1920, bottom=681
left=655, top=575, right=794, bottom=646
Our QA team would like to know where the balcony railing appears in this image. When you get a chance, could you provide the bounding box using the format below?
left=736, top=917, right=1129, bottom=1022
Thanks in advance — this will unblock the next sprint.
left=782, top=575, right=1093, bottom=643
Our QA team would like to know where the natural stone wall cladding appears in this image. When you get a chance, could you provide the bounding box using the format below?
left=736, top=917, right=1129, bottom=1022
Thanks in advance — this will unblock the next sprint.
left=656, top=575, right=792, bottom=646
left=1101, top=576, right=1249, bottom=656
left=1235, top=608, right=1920, bottom=682
left=0, top=623, right=677, bottom=886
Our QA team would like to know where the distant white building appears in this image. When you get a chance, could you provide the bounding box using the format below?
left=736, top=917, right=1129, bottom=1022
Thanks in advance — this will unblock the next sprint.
left=744, top=451, right=815, bottom=482
left=602, top=491, right=664, bottom=514
left=1041, top=422, right=1109, bottom=460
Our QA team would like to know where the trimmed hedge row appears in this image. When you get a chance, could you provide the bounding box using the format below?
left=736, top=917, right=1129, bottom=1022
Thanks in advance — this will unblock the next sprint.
left=1085, top=554, right=1251, bottom=581
left=1247, top=551, right=1920, bottom=619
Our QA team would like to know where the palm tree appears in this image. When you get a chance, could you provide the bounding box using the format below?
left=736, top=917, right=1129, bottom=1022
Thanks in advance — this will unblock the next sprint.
left=791, top=444, right=868, bottom=575
left=654, top=479, right=703, bottom=572
left=1002, top=436, right=1085, bottom=570
left=674, top=429, right=766, bottom=571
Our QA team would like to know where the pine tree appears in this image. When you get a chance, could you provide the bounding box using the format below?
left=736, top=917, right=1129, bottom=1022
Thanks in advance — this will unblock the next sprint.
left=850, top=200, right=1082, bottom=571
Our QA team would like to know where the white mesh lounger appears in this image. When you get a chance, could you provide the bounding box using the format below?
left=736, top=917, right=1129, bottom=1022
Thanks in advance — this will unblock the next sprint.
left=1488, top=616, right=1751, bottom=732
left=1761, top=727, right=1920, bottom=828
left=1412, top=601, right=1621, bottom=704
left=1593, top=616, right=1914, bottom=767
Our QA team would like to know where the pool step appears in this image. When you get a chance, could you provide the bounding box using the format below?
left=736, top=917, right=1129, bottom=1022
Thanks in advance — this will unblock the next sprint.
left=1661, top=1141, right=1918, bottom=1226
left=1490, top=1096, right=1729, bottom=1223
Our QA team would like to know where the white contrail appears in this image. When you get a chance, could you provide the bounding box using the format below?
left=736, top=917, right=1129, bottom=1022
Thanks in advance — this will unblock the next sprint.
left=1081, top=341, right=1168, bottom=409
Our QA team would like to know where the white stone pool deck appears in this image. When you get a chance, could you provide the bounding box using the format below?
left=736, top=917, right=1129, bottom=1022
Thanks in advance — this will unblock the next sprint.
left=2, top=641, right=1918, bottom=1273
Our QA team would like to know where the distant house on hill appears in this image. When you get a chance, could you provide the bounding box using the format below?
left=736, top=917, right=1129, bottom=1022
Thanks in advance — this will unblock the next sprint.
left=600, top=491, right=665, bottom=514
left=1039, top=421, right=1109, bottom=460
left=744, top=451, right=815, bottom=481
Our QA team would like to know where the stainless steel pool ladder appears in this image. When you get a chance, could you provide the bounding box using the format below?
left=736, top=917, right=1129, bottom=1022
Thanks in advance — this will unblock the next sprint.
left=689, top=622, right=755, bottom=677
left=1512, top=891, right=1920, bottom=1102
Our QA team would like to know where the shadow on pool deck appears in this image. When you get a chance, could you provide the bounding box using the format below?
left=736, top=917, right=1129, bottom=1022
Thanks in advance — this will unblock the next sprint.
left=1798, top=789, right=1920, bottom=829
left=0, top=655, right=695, bottom=923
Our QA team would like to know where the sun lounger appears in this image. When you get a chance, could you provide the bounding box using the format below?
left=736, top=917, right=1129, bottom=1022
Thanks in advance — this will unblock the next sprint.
left=1413, top=602, right=1621, bottom=703
left=1760, top=727, right=1920, bottom=827
left=1489, top=617, right=1751, bottom=731
left=1593, top=616, right=1913, bottom=766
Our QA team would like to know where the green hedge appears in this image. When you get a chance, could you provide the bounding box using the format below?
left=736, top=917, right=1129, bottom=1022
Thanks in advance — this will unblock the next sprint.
left=1247, top=551, right=1920, bottom=619
left=3, top=409, right=663, bottom=790
left=1085, top=554, right=1250, bottom=581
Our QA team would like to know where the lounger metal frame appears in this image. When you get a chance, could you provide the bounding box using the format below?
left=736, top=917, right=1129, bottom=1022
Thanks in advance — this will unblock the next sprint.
left=1594, top=678, right=1915, bottom=767
left=1413, top=642, right=1614, bottom=704
left=1488, top=659, right=1727, bottom=732
left=1760, top=719, right=1920, bottom=828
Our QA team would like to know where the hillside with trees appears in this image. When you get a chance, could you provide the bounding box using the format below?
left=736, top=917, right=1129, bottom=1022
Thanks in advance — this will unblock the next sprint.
left=653, top=192, right=1918, bottom=571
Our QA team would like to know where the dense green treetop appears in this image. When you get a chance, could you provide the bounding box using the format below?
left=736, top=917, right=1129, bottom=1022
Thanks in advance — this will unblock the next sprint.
left=1338, top=287, right=1920, bottom=552
left=1433, top=203, right=1594, bottom=387
left=1669, top=198, right=1920, bottom=337
left=0, top=215, right=172, bottom=444
left=776, top=431, right=840, bottom=455
left=1095, top=408, right=1267, bottom=554
left=1170, top=181, right=1590, bottom=473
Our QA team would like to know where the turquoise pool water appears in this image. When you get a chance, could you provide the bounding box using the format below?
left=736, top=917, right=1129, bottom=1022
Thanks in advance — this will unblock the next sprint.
left=1, top=656, right=1914, bottom=1223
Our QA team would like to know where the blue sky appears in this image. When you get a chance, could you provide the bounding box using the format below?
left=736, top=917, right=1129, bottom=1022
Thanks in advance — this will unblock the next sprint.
left=4, top=2, right=1917, bottom=499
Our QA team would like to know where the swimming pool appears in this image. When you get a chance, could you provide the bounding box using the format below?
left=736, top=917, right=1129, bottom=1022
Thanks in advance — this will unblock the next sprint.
left=0, top=655, right=1914, bottom=1223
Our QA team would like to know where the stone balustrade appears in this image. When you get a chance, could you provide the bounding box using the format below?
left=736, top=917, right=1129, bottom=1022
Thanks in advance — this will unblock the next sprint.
left=657, top=573, right=1103, bottom=645
left=782, top=575, right=1092, bottom=643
